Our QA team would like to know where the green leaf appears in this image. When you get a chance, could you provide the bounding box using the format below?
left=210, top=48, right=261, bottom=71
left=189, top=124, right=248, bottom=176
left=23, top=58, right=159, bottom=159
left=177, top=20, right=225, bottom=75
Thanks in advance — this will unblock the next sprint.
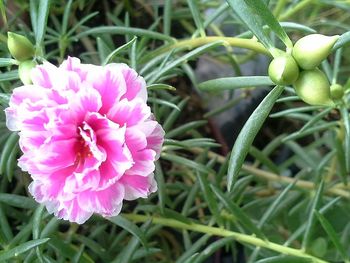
left=76, top=26, right=174, bottom=42
left=35, top=0, right=51, bottom=46
left=103, top=36, right=137, bottom=65
left=0, top=132, right=18, bottom=175
left=193, top=237, right=235, bottom=263
left=165, top=120, right=207, bottom=138
left=315, top=210, right=348, bottom=261
left=211, top=185, right=266, bottom=239
left=227, top=85, right=284, bottom=190
left=333, top=31, right=350, bottom=51
left=161, top=153, right=214, bottom=174
left=244, top=0, right=292, bottom=48
left=163, top=0, right=172, bottom=35
left=0, top=193, right=37, bottom=209
left=0, top=58, right=17, bottom=67
left=256, top=255, right=312, bottom=263
left=270, top=105, right=323, bottom=118
left=258, top=181, right=295, bottom=228
left=196, top=172, right=220, bottom=222
left=302, top=180, right=324, bottom=250
left=198, top=76, right=274, bottom=91
left=226, top=0, right=286, bottom=55
left=0, top=238, right=49, bottom=261
left=163, top=97, right=189, bottom=131
left=108, top=215, right=147, bottom=248
left=0, top=70, right=19, bottom=81
left=147, top=97, right=180, bottom=111
left=187, top=0, right=205, bottom=37
left=148, top=41, right=224, bottom=84
left=155, top=161, right=166, bottom=214
left=341, top=106, right=350, bottom=173
left=147, top=83, right=176, bottom=91
left=176, top=235, right=210, bottom=263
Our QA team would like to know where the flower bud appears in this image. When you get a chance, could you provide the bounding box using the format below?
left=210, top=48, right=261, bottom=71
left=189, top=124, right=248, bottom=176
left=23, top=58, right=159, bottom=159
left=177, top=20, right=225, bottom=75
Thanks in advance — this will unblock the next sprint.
left=7, top=32, right=35, bottom=61
left=330, top=83, right=344, bottom=100
left=294, top=68, right=333, bottom=106
left=18, top=60, right=37, bottom=85
left=292, top=34, right=339, bottom=70
left=268, top=55, right=299, bottom=85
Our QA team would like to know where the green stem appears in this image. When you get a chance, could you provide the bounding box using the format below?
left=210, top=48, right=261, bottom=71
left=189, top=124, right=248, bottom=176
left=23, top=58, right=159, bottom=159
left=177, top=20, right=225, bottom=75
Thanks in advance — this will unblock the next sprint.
left=123, top=213, right=328, bottom=262
left=140, top=36, right=270, bottom=64
left=273, top=0, right=289, bottom=18
left=189, top=147, right=350, bottom=199
left=279, top=0, right=315, bottom=21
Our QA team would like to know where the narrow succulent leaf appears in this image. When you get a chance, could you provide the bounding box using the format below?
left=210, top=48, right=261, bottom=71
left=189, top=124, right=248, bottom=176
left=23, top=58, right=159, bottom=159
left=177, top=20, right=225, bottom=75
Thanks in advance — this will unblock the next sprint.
left=302, top=180, right=324, bottom=250
left=161, top=153, right=214, bottom=174
left=165, top=120, right=207, bottom=138
left=211, top=185, right=266, bottom=239
left=258, top=181, right=295, bottom=228
left=341, top=106, right=350, bottom=173
left=76, top=26, right=174, bottom=42
left=103, top=36, right=137, bottom=65
left=35, top=0, right=51, bottom=45
left=199, top=76, right=274, bottom=91
left=187, top=0, right=205, bottom=37
left=315, top=210, right=348, bottom=261
left=0, top=238, right=49, bottom=261
left=256, top=255, right=312, bottom=263
left=227, top=85, right=284, bottom=190
left=108, top=215, right=147, bottom=248
left=226, top=0, right=275, bottom=52
left=333, top=31, right=350, bottom=51
left=196, top=172, right=220, bottom=222
left=244, top=0, right=293, bottom=48
left=0, top=193, right=37, bottom=209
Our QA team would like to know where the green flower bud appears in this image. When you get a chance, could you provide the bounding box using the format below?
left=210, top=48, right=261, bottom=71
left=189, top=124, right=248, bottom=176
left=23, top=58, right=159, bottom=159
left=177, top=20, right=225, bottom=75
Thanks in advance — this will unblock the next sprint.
left=7, top=32, right=35, bottom=61
left=292, top=34, right=339, bottom=70
left=268, top=55, right=299, bottom=85
left=294, top=68, right=333, bottom=106
left=330, top=83, right=344, bottom=100
left=18, top=60, right=37, bottom=85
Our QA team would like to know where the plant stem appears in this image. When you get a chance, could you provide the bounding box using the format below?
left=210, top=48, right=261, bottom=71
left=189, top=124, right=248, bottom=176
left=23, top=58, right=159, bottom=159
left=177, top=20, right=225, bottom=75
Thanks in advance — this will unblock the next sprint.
left=190, top=147, right=350, bottom=199
left=122, top=213, right=328, bottom=263
left=279, top=0, right=315, bottom=21
left=140, top=36, right=270, bottom=64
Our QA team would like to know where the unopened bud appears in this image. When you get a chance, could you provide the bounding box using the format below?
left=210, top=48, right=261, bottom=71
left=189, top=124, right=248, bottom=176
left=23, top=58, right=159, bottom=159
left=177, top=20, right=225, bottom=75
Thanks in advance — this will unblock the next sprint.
left=292, top=34, right=339, bottom=70
left=268, top=55, right=299, bottom=85
left=294, top=68, right=333, bottom=106
left=18, top=60, right=37, bottom=85
left=330, top=83, right=344, bottom=100
left=7, top=32, right=35, bottom=61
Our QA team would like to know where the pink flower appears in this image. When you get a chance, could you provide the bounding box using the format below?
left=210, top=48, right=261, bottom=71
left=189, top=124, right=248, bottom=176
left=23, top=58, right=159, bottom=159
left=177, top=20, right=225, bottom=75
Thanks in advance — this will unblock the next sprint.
left=5, top=57, right=164, bottom=224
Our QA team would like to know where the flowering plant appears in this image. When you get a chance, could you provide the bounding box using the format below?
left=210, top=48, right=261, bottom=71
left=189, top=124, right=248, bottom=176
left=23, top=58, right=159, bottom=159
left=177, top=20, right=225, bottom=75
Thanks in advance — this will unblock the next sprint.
left=5, top=57, right=164, bottom=224
left=2, top=1, right=350, bottom=262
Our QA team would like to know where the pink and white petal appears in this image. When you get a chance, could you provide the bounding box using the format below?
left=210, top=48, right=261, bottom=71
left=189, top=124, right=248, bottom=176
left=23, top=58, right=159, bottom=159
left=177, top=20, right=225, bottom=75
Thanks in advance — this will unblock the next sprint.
left=64, top=169, right=101, bottom=193
left=135, top=121, right=164, bottom=159
left=78, top=182, right=125, bottom=217
left=69, top=86, right=102, bottom=122
left=120, top=173, right=157, bottom=200
left=125, top=127, right=147, bottom=153
left=109, top=63, right=147, bottom=102
left=86, top=66, right=127, bottom=114
left=127, top=149, right=156, bottom=176
left=107, top=98, right=150, bottom=127
left=56, top=198, right=93, bottom=224
left=34, top=138, right=78, bottom=172
left=31, top=62, right=59, bottom=88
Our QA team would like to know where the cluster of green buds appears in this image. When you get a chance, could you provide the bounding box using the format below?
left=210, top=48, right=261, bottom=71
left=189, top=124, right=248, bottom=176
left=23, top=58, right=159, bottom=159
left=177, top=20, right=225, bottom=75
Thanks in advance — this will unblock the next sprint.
left=268, top=34, right=341, bottom=106
left=7, top=32, right=37, bottom=85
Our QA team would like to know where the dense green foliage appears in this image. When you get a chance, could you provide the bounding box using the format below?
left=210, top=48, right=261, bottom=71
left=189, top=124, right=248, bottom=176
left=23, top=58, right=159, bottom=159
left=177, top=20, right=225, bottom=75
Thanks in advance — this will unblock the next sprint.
left=1, top=0, right=350, bottom=262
